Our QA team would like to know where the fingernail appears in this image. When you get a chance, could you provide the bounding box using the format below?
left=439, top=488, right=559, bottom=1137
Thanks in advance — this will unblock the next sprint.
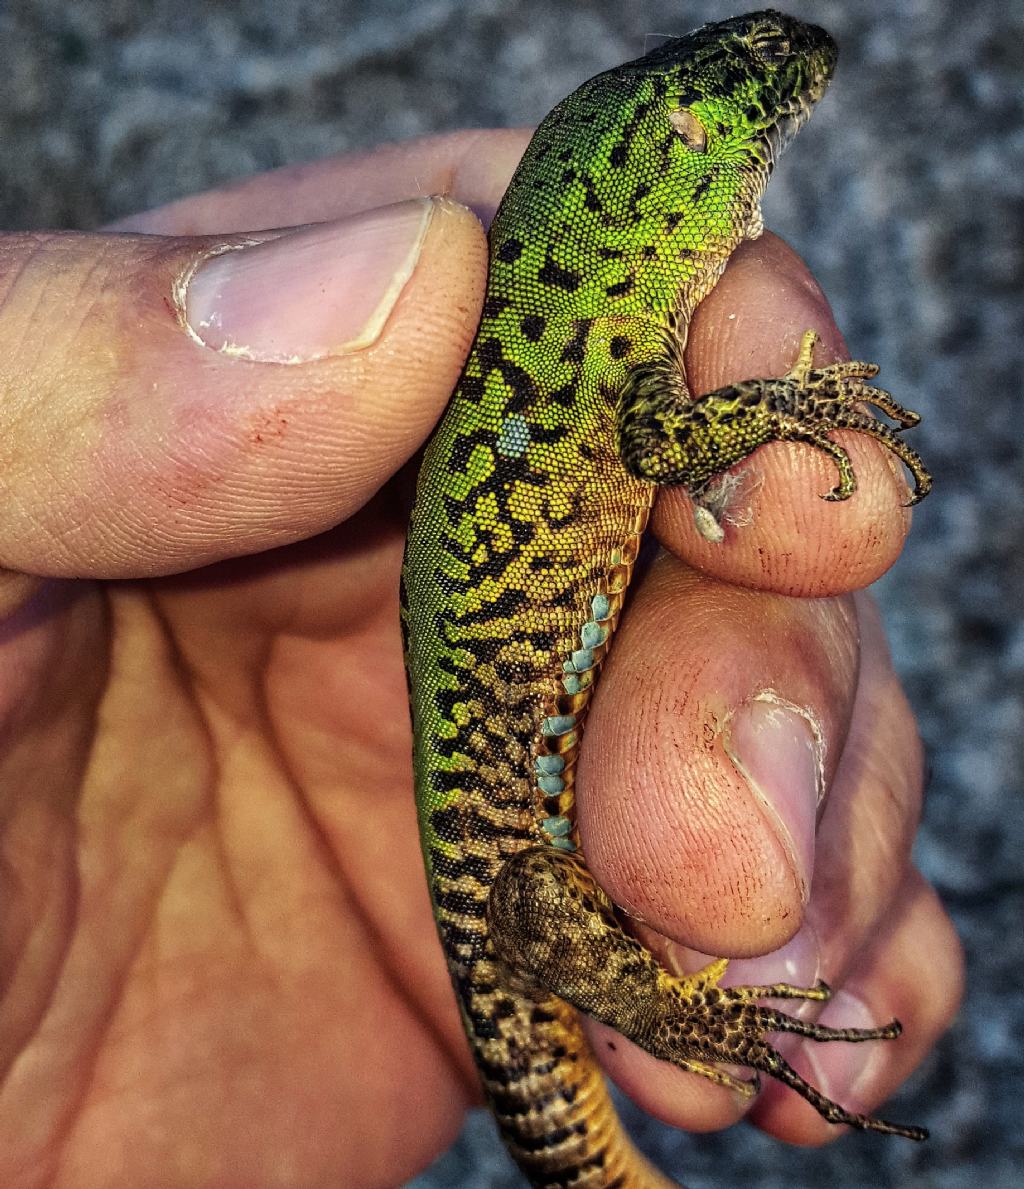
left=184, top=197, right=435, bottom=361
left=724, top=694, right=824, bottom=903
left=723, top=925, right=824, bottom=1063
left=724, top=923, right=823, bottom=992
left=804, top=989, right=889, bottom=1108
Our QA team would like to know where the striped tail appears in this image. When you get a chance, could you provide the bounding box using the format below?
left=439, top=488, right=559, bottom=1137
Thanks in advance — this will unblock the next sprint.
left=463, top=969, right=680, bottom=1188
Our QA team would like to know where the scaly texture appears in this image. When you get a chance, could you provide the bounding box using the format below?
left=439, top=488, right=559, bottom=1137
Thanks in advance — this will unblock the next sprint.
left=402, top=12, right=931, bottom=1187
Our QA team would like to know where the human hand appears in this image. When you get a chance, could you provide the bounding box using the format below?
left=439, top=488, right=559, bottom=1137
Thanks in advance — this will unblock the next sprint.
left=0, top=130, right=960, bottom=1188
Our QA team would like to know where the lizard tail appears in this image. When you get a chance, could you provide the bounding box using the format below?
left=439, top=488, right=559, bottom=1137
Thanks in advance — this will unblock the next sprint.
left=473, top=985, right=680, bottom=1188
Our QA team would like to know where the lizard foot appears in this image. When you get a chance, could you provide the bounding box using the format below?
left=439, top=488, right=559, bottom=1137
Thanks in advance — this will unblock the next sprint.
left=617, top=327, right=932, bottom=517
left=490, top=846, right=927, bottom=1141
left=755, top=328, right=932, bottom=505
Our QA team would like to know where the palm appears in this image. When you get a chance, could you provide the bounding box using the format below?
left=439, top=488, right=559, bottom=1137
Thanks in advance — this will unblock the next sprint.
left=0, top=488, right=470, bottom=1188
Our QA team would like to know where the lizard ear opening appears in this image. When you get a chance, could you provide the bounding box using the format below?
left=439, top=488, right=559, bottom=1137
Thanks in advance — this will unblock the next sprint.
left=668, top=108, right=707, bottom=152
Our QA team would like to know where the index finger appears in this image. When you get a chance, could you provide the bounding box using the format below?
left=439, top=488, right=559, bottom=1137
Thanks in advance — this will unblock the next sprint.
left=109, top=129, right=534, bottom=236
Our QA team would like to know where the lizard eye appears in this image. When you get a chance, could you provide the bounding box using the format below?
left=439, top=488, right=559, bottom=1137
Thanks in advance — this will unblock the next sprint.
left=668, top=108, right=707, bottom=152
left=750, top=31, right=791, bottom=65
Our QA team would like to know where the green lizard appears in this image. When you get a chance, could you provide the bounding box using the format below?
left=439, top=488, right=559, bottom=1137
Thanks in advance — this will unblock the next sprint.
left=401, top=11, right=932, bottom=1187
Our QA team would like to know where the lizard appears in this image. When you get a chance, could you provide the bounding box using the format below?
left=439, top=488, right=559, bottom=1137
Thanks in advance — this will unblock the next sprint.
left=401, top=10, right=932, bottom=1187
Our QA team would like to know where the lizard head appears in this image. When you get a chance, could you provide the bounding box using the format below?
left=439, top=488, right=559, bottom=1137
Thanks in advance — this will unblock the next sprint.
left=649, top=11, right=837, bottom=146
left=643, top=10, right=837, bottom=209
left=491, top=12, right=837, bottom=318
left=617, top=10, right=838, bottom=301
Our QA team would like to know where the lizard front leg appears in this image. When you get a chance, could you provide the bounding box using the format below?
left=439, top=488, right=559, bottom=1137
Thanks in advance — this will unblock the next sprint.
left=489, top=847, right=927, bottom=1140
left=617, top=329, right=932, bottom=520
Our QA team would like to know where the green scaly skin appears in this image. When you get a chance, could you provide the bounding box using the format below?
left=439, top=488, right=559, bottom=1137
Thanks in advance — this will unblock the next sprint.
left=401, top=12, right=932, bottom=1187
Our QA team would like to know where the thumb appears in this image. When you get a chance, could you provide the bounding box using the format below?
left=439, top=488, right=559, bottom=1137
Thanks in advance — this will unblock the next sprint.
left=0, top=197, right=485, bottom=578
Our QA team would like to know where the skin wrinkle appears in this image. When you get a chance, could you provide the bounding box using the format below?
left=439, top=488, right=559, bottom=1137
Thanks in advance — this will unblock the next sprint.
left=209, top=731, right=278, bottom=971
left=587, top=617, right=713, bottom=925
left=256, top=622, right=468, bottom=1089
left=0, top=252, right=57, bottom=520
left=5, top=606, right=191, bottom=1182
left=74, top=584, right=468, bottom=1179
left=0, top=236, right=60, bottom=357
left=181, top=533, right=475, bottom=1096
left=0, top=790, right=79, bottom=1098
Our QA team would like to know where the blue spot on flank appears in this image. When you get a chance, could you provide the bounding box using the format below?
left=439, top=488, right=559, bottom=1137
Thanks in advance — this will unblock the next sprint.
left=581, top=621, right=608, bottom=648
left=571, top=648, right=595, bottom=671
left=550, top=836, right=577, bottom=851
left=542, top=714, right=576, bottom=737
left=542, top=815, right=572, bottom=837
left=591, top=594, right=611, bottom=621
left=535, top=755, right=565, bottom=775
left=562, top=674, right=582, bottom=694
left=538, top=775, right=565, bottom=795
left=496, top=414, right=530, bottom=457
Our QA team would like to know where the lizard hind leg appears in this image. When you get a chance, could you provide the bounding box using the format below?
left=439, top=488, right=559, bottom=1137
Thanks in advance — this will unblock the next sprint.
left=489, top=846, right=927, bottom=1141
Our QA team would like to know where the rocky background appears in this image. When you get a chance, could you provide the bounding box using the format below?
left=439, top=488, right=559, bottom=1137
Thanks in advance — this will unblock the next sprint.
left=1, top=1, right=1020, bottom=1186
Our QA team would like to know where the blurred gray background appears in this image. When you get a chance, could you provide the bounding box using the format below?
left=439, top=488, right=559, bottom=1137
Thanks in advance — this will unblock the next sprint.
left=1, top=0, right=1019, bottom=1186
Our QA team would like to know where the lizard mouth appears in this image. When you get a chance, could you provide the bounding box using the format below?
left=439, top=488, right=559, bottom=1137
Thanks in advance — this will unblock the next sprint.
left=763, top=36, right=837, bottom=166
left=764, top=95, right=818, bottom=164
left=761, top=15, right=837, bottom=160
